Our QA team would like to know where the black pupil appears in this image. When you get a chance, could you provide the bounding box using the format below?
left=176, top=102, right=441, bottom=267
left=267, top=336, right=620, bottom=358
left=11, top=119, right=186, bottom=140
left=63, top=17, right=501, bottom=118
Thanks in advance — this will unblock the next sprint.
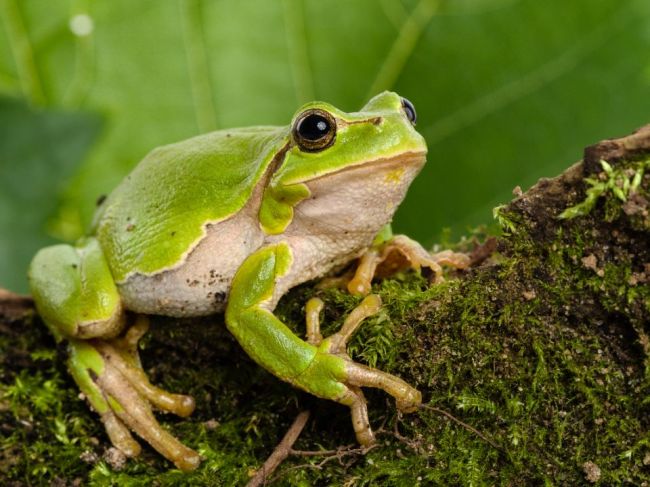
left=298, top=114, right=330, bottom=140
left=401, top=97, right=417, bottom=124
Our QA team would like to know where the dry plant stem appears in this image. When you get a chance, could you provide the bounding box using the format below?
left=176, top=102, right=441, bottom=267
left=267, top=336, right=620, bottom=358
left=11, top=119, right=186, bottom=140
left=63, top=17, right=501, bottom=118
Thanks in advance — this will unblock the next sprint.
left=290, top=447, right=351, bottom=457
left=246, top=410, right=311, bottom=487
left=290, top=443, right=378, bottom=459
left=420, top=404, right=502, bottom=451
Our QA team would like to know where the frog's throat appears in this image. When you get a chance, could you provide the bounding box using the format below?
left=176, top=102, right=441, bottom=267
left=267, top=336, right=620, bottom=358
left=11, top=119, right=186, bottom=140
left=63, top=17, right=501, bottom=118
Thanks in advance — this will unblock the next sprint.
left=257, top=150, right=426, bottom=236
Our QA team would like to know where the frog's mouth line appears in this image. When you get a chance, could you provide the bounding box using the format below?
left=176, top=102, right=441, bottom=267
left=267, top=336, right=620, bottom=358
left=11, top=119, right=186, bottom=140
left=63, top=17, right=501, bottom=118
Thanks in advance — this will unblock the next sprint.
left=297, top=150, right=428, bottom=184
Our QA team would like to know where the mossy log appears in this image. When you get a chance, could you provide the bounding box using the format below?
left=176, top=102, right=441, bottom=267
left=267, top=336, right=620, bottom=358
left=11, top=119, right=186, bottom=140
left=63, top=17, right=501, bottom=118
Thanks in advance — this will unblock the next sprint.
left=1, top=127, right=649, bottom=486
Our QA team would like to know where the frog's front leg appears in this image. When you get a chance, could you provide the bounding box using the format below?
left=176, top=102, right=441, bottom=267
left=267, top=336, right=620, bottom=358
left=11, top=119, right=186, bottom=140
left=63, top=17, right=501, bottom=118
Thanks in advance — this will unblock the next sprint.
left=225, top=243, right=421, bottom=445
left=347, top=235, right=471, bottom=295
left=29, top=239, right=200, bottom=471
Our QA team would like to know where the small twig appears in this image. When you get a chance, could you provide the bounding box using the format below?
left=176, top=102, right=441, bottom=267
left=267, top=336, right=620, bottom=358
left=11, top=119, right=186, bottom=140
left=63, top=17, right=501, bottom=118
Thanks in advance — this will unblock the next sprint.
left=309, top=444, right=379, bottom=469
left=0, top=288, right=32, bottom=303
left=290, top=443, right=377, bottom=460
left=246, top=410, right=310, bottom=487
left=290, top=448, right=343, bottom=457
left=420, top=404, right=502, bottom=451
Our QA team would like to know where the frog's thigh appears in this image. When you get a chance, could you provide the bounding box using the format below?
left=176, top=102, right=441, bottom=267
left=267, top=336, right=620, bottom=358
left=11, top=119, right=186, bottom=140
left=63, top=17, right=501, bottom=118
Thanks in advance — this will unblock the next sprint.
left=31, top=242, right=200, bottom=470
left=29, top=238, right=124, bottom=339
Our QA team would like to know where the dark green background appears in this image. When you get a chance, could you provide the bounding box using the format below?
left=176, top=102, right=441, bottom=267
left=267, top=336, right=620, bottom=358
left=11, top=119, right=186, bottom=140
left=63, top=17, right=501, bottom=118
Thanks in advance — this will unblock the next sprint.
left=2, top=0, right=649, bottom=292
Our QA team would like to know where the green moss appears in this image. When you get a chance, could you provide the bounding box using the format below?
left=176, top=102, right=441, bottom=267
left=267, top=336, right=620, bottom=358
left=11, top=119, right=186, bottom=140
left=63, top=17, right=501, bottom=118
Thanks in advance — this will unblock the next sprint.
left=493, top=204, right=520, bottom=234
left=558, top=158, right=649, bottom=220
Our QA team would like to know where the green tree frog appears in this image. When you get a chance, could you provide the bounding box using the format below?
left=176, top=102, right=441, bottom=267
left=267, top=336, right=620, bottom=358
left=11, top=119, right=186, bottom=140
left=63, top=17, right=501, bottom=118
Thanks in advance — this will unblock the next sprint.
left=28, top=92, right=469, bottom=471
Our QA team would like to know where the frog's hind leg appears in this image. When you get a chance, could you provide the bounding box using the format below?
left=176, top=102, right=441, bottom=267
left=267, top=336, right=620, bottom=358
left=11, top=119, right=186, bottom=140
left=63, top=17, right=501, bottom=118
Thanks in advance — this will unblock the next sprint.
left=29, top=239, right=200, bottom=471
left=347, top=235, right=471, bottom=295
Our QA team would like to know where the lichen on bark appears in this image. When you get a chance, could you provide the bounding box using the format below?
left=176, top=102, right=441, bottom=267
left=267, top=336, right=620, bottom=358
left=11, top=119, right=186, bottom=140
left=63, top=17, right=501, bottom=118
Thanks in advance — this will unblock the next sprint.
left=1, top=126, right=649, bottom=485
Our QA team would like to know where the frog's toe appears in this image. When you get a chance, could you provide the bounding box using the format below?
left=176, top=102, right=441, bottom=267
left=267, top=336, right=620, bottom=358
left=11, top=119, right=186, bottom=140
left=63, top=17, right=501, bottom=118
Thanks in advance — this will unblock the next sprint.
left=345, top=360, right=422, bottom=412
left=395, top=387, right=422, bottom=413
left=101, top=410, right=141, bottom=457
left=327, top=362, right=420, bottom=445
left=96, top=315, right=196, bottom=418
left=345, top=386, right=376, bottom=446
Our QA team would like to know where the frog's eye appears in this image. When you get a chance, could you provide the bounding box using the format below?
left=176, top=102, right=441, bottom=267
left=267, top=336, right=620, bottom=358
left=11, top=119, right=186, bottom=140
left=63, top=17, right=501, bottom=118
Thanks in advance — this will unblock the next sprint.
left=401, top=97, right=417, bottom=125
left=292, top=109, right=336, bottom=152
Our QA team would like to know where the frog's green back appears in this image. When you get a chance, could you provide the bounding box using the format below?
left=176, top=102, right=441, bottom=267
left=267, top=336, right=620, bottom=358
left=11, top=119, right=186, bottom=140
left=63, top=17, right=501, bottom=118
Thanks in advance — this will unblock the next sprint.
left=93, top=127, right=288, bottom=282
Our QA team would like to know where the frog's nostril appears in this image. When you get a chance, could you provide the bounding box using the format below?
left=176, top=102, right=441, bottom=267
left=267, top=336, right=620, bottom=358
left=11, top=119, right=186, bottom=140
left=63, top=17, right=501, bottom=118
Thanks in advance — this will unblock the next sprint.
left=401, top=97, right=417, bottom=126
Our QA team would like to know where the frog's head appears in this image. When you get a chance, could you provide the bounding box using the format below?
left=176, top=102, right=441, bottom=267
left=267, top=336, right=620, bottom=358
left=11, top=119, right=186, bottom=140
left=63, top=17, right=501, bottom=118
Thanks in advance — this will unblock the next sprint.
left=259, top=91, right=428, bottom=236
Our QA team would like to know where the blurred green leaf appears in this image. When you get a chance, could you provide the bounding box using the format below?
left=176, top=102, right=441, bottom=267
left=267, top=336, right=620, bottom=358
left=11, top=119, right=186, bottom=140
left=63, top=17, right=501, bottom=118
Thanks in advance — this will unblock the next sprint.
left=0, top=0, right=649, bottom=273
left=0, top=96, right=101, bottom=292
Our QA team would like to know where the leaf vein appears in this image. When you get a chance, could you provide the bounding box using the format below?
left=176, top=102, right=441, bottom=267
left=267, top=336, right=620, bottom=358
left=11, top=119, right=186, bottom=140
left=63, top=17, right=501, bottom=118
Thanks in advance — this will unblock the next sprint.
left=180, top=0, right=218, bottom=132
left=0, top=0, right=46, bottom=105
left=367, top=0, right=440, bottom=99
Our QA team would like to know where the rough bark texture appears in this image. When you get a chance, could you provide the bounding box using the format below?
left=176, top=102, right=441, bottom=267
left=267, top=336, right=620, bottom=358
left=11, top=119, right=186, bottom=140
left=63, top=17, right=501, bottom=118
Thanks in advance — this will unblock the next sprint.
left=1, top=127, right=649, bottom=485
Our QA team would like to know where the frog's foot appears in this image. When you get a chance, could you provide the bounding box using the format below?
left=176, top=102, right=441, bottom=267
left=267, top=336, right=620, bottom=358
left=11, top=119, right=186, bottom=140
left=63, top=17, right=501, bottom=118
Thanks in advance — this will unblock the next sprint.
left=348, top=235, right=470, bottom=295
left=68, top=315, right=201, bottom=471
left=304, top=295, right=422, bottom=445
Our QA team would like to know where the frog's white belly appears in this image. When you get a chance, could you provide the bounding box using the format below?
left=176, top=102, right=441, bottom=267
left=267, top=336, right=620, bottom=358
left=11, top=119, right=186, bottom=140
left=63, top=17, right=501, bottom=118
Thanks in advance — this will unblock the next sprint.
left=117, top=211, right=264, bottom=317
